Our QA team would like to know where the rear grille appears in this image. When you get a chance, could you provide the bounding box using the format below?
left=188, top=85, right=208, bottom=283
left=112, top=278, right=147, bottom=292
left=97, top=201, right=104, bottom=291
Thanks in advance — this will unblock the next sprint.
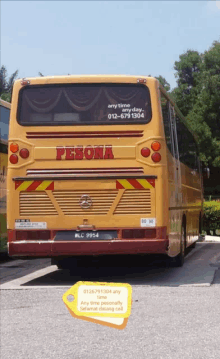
left=26, top=167, right=144, bottom=178
left=53, top=190, right=118, bottom=215
left=19, top=192, right=57, bottom=216
left=114, top=190, right=151, bottom=215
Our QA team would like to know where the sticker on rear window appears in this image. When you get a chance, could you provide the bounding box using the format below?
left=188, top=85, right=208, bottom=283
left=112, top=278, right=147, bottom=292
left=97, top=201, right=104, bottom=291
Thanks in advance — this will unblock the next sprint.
left=141, top=218, right=156, bottom=227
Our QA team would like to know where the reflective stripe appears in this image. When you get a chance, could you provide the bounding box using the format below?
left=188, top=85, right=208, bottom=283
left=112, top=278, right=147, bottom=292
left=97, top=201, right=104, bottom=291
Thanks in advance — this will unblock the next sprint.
left=117, top=179, right=134, bottom=189
left=17, top=181, right=34, bottom=191
left=136, top=179, right=153, bottom=189
left=36, top=180, right=54, bottom=191
left=15, top=180, right=54, bottom=191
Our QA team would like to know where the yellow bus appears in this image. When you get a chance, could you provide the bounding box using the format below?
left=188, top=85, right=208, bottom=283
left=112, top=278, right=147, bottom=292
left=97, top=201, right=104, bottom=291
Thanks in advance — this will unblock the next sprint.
left=0, top=99, right=11, bottom=244
left=7, top=76, right=203, bottom=267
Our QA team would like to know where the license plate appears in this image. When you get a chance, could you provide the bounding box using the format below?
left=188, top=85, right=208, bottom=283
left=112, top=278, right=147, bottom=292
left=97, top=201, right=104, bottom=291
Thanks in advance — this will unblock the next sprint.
left=54, top=230, right=118, bottom=241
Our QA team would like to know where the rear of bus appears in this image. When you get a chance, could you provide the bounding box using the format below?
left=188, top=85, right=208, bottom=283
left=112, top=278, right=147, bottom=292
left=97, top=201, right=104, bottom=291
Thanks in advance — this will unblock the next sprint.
left=7, top=76, right=169, bottom=259
left=0, top=100, right=10, bottom=246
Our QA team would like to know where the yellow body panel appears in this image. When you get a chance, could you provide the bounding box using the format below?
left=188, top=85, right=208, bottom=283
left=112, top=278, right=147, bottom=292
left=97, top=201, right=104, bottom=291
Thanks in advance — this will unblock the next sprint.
left=0, top=152, right=7, bottom=237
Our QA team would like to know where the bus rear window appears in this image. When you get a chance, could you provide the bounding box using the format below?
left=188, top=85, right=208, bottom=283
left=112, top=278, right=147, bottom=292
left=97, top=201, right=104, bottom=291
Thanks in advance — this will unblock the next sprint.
left=17, top=84, right=152, bottom=126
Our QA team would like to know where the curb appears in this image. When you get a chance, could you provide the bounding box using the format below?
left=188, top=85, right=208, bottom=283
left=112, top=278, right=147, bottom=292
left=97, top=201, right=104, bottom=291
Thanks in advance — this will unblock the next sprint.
left=198, top=235, right=220, bottom=243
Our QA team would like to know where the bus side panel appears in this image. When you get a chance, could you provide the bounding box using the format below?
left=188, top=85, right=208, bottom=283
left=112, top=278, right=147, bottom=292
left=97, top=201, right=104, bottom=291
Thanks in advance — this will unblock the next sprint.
left=166, top=149, right=182, bottom=257
left=0, top=152, right=7, bottom=239
left=181, top=162, right=202, bottom=247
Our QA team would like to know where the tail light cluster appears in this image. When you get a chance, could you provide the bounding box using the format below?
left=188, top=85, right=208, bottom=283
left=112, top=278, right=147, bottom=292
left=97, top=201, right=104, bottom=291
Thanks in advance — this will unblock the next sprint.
left=9, top=143, right=29, bottom=164
left=122, top=227, right=166, bottom=239
left=16, top=230, right=51, bottom=241
left=141, top=141, right=161, bottom=163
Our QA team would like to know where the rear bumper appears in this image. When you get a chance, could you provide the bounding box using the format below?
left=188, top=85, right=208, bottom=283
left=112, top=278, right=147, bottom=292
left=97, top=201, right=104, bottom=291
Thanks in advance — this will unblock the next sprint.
left=8, top=239, right=169, bottom=257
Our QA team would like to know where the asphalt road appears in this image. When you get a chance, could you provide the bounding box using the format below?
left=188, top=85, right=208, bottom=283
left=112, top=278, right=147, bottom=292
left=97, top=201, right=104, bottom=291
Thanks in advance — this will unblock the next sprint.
left=1, top=241, right=220, bottom=359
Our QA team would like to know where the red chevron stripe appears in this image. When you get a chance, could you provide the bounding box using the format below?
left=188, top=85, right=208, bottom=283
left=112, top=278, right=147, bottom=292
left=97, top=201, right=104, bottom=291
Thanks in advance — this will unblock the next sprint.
left=26, top=181, right=43, bottom=191
left=116, top=180, right=124, bottom=189
left=147, top=179, right=155, bottom=188
left=15, top=181, right=24, bottom=190
left=127, top=179, right=144, bottom=189
left=46, top=182, right=54, bottom=190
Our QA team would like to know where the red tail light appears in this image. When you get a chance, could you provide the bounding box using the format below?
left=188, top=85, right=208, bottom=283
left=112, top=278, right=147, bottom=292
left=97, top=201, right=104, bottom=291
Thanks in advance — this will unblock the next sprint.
left=20, top=148, right=29, bottom=159
left=122, top=227, right=166, bottom=239
left=151, top=153, right=161, bottom=162
left=16, top=231, right=51, bottom=241
left=145, top=229, right=156, bottom=238
left=122, top=230, right=133, bottom=239
left=137, top=78, right=146, bottom=84
left=9, top=154, right=18, bottom=164
left=21, top=79, right=30, bottom=86
left=141, top=147, right=150, bottom=157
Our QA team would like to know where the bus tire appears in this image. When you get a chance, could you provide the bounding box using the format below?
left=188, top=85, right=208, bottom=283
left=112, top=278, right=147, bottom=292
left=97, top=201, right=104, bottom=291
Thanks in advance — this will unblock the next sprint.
left=51, top=257, right=76, bottom=270
left=169, top=221, right=186, bottom=267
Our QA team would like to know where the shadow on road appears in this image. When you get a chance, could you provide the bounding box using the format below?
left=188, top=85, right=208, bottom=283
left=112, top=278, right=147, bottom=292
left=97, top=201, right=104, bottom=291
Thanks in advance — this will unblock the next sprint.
left=22, top=246, right=209, bottom=287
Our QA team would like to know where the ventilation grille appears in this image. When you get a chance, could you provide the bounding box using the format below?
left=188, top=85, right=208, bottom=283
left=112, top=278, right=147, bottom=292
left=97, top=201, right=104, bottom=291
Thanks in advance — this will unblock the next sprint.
left=114, top=190, right=151, bottom=215
left=19, top=192, right=57, bottom=216
left=53, top=190, right=118, bottom=215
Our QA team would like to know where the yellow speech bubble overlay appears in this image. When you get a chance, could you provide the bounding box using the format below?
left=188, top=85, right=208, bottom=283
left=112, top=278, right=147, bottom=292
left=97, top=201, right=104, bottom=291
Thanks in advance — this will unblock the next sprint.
left=65, top=305, right=129, bottom=330
left=63, top=281, right=132, bottom=318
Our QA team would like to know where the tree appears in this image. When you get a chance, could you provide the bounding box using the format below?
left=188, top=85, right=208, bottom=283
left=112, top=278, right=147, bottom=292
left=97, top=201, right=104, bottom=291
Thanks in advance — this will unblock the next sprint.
left=171, top=50, right=202, bottom=116
left=156, top=75, right=171, bottom=92
left=0, top=65, right=18, bottom=102
left=171, top=41, right=220, bottom=168
left=171, top=41, right=220, bottom=197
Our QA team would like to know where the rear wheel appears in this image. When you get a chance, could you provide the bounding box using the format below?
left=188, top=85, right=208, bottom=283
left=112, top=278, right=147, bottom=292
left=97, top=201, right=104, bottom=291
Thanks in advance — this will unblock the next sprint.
left=168, top=221, right=186, bottom=267
left=51, top=257, right=78, bottom=270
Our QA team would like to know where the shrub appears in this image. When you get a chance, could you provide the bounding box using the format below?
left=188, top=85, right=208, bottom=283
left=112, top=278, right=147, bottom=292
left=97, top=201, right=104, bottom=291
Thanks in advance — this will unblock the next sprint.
left=203, top=201, right=220, bottom=235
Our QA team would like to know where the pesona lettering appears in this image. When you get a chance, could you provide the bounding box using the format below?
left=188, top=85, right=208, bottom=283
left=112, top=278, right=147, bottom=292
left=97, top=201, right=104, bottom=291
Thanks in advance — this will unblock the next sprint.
left=56, top=145, right=114, bottom=160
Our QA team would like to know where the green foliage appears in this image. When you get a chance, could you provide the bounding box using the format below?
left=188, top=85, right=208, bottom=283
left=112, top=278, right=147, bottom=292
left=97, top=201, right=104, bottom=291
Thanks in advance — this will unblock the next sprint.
left=0, top=65, right=18, bottom=101
left=171, top=41, right=220, bottom=169
left=1, top=92, right=11, bottom=102
left=156, top=75, right=171, bottom=92
left=203, top=201, right=220, bottom=235
left=0, top=237, right=7, bottom=252
left=172, top=50, right=202, bottom=116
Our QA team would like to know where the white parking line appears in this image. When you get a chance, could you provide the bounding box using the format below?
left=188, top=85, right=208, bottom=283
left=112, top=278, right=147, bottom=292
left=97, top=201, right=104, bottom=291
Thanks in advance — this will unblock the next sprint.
left=0, top=265, right=64, bottom=289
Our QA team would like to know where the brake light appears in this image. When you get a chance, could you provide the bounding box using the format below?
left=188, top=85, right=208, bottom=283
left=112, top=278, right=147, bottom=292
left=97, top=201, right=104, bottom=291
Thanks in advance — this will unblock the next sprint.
left=122, top=229, right=156, bottom=239
left=10, top=143, right=19, bottom=153
left=121, top=228, right=166, bottom=239
left=145, top=229, right=156, bottom=238
left=151, top=141, right=161, bottom=151
left=141, top=147, right=150, bottom=157
left=9, top=154, right=18, bottom=164
left=20, top=78, right=30, bottom=86
left=151, top=153, right=161, bottom=163
left=137, top=78, right=146, bottom=84
left=16, top=230, right=51, bottom=241
left=20, top=148, right=29, bottom=159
